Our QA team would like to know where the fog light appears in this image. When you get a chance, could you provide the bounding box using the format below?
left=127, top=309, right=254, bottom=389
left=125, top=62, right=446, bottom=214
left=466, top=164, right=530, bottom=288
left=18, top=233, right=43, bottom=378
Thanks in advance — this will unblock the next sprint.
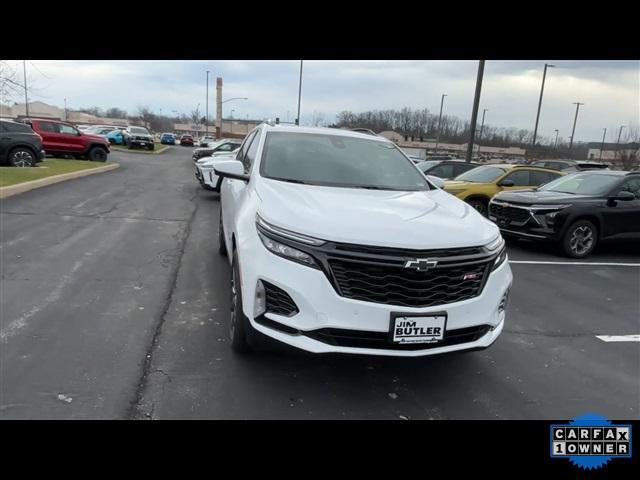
left=254, top=280, right=266, bottom=317
left=498, top=286, right=511, bottom=313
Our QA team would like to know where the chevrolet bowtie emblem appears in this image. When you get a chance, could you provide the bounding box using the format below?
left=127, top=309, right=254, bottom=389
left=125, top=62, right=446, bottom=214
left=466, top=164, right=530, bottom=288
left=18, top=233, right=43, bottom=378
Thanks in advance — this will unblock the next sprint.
left=404, top=258, right=438, bottom=271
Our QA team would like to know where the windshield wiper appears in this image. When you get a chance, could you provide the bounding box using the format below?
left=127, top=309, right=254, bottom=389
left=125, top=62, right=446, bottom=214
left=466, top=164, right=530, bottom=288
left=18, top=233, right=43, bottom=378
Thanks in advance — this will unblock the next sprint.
left=268, top=177, right=312, bottom=185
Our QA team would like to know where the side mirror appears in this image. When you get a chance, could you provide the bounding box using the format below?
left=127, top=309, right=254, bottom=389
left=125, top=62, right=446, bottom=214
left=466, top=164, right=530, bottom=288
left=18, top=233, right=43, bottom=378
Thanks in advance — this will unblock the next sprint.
left=610, top=191, right=635, bottom=201
left=426, top=175, right=445, bottom=189
left=498, top=179, right=515, bottom=187
left=214, top=160, right=249, bottom=182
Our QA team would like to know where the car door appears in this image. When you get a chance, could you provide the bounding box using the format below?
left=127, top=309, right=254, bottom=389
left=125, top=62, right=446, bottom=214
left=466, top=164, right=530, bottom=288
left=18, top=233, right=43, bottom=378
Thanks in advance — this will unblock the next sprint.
left=36, top=120, right=63, bottom=151
left=603, top=177, right=640, bottom=238
left=221, top=129, right=259, bottom=248
left=497, top=169, right=530, bottom=192
left=58, top=123, right=84, bottom=152
left=0, top=122, right=11, bottom=161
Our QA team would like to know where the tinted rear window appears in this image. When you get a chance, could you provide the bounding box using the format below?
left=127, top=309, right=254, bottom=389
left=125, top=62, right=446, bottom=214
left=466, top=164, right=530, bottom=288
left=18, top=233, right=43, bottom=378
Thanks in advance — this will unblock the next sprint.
left=1, top=121, right=33, bottom=133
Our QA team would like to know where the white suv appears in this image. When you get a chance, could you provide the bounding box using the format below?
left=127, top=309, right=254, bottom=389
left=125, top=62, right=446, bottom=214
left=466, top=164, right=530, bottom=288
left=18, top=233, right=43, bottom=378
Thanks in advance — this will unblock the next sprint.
left=215, top=123, right=513, bottom=356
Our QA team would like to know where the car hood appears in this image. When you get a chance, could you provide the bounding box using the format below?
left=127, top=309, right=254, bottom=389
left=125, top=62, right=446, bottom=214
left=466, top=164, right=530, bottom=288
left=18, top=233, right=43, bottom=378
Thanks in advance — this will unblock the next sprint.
left=83, top=132, right=108, bottom=142
left=494, top=189, right=597, bottom=204
left=255, top=179, right=499, bottom=249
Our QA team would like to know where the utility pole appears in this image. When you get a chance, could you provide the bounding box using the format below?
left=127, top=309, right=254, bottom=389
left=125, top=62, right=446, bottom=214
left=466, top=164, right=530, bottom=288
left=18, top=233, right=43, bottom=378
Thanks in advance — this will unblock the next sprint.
left=615, top=125, right=626, bottom=160
left=435, top=93, right=447, bottom=153
left=532, top=63, right=555, bottom=147
left=296, top=60, right=303, bottom=125
left=477, top=108, right=488, bottom=156
left=554, top=129, right=559, bottom=148
left=568, top=102, right=584, bottom=150
left=466, top=60, right=485, bottom=163
left=599, top=128, right=607, bottom=161
left=23, top=60, right=29, bottom=118
left=205, top=70, right=210, bottom=135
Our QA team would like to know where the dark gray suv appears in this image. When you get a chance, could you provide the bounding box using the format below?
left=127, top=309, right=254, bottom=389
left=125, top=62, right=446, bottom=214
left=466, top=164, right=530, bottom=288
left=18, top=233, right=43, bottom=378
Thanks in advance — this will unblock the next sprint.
left=0, top=119, right=46, bottom=167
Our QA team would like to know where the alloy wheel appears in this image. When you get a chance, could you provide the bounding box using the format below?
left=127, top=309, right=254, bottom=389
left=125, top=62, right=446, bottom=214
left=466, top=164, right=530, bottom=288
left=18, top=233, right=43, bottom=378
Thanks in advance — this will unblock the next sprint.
left=569, top=225, right=594, bottom=255
left=12, top=150, right=34, bottom=167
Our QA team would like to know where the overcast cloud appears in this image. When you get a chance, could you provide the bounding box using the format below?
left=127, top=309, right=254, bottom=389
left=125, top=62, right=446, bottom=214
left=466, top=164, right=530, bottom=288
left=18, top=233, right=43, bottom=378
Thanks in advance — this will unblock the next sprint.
left=4, top=60, right=639, bottom=143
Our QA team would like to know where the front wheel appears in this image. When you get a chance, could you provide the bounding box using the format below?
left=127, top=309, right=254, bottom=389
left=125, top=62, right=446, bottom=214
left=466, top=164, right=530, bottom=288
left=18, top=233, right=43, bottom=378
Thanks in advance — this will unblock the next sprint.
left=467, top=198, right=488, bottom=217
left=88, top=147, right=107, bottom=162
left=561, top=220, right=598, bottom=258
left=8, top=147, right=36, bottom=167
left=229, top=251, right=252, bottom=353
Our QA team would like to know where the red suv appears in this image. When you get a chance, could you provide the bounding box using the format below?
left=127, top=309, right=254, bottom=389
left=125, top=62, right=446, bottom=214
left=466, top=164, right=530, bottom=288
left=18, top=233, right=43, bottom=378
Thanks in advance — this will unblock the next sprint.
left=25, top=118, right=110, bottom=162
left=180, top=134, right=194, bottom=146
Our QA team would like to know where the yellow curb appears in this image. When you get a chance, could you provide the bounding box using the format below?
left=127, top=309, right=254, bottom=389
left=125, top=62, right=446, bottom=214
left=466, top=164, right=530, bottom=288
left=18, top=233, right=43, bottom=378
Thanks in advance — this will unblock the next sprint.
left=0, top=163, right=120, bottom=199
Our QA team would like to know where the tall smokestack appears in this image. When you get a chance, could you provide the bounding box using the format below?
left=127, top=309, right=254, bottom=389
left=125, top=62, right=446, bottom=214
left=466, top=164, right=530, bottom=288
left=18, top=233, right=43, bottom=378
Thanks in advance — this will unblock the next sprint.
left=216, top=77, right=223, bottom=138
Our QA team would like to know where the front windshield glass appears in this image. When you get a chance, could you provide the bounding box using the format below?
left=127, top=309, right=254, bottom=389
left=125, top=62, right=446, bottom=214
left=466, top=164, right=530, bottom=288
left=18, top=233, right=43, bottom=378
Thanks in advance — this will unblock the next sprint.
left=131, top=127, right=149, bottom=134
left=455, top=165, right=506, bottom=183
left=259, top=132, right=430, bottom=191
left=538, top=173, right=621, bottom=195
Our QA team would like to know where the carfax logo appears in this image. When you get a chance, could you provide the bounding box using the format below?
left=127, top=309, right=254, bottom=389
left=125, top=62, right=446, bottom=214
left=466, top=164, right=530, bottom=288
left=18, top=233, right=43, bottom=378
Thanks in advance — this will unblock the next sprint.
left=550, top=413, right=632, bottom=470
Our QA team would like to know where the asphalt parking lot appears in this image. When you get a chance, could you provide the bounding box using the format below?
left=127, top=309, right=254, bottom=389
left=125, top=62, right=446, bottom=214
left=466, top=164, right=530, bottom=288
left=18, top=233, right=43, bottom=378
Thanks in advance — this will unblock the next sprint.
left=1, top=146, right=638, bottom=419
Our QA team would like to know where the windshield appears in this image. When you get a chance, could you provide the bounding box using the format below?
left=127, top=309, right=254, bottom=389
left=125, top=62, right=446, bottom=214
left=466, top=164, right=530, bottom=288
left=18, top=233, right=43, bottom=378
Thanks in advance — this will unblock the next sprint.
left=538, top=173, right=621, bottom=195
left=454, top=165, right=507, bottom=183
left=260, top=132, right=430, bottom=191
left=130, top=127, right=149, bottom=134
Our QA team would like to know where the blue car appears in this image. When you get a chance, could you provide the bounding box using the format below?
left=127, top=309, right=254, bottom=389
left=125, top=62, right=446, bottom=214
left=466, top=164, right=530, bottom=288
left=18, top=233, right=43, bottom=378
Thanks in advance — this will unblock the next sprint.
left=106, top=129, right=124, bottom=145
left=160, top=133, right=176, bottom=145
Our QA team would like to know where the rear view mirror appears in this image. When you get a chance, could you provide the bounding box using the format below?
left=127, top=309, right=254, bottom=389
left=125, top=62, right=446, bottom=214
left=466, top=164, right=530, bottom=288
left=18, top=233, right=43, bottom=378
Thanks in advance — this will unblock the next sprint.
left=498, top=179, right=515, bottom=187
left=610, top=191, right=635, bottom=201
left=214, top=160, right=249, bottom=182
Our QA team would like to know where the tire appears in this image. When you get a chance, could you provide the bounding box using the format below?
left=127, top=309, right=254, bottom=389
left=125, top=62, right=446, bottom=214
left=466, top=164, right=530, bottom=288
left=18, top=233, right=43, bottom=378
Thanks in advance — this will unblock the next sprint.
left=229, top=251, right=252, bottom=353
left=127, top=140, right=133, bottom=149
left=467, top=198, right=488, bottom=217
left=88, top=147, right=107, bottom=162
left=8, top=147, right=36, bottom=167
left=561, top=220, right=598, bottom=258
left=218, top=210, right=228, bottom=256
left=147, top=144, right=154, bottom=151
left=215, top=177, right=223, bottom=192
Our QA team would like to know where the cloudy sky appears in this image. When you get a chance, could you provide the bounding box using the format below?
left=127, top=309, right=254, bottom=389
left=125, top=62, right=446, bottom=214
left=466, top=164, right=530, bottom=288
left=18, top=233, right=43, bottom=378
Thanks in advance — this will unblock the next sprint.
left=5, top=60, right=639, bottom=143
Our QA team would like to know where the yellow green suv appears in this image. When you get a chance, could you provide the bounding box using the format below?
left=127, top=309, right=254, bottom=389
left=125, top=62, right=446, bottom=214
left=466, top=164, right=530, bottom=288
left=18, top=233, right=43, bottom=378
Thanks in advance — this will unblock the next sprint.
left=443, top=164, right=565, bottom=216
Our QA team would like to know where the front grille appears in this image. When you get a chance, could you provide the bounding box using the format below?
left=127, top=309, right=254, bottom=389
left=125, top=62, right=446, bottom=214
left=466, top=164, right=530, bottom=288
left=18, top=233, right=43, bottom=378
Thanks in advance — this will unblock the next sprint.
left=305, top=324, right=491, bottom=350
left=263, top=281, right=299, bottom=317
left=328, top=258, right=491, bottom=308
left=333, top=243, right=483, bottom=258
left=489, top=202, right=530, bottom=223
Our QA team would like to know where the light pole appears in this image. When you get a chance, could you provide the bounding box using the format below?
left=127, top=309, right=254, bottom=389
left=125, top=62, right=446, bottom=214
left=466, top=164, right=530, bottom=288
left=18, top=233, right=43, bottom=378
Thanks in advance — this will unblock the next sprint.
left=477, top=108, right=488, bottom=157
left=64, top=98, right=67, bottom=121
left=532, top=63, right=555, bottom=147
left=230, top=109, right=235, bottom=134
left=296, top=60, right=303, bottom=125
left=221, top=97, right=247, bottom=135
left=554, top=129, right=559, bottom=148
left=466, top=60, right=486, bottom=163
left=205, top=70, right=210, bottom=135
left=615, top=125, right=626, bottom=160
left=435, top=93, right=447, bottom=153
left=23, top=60, right=29, bottom=118
left=568, top=102, right=584, bottom=150
left=599, top=128, right=607, bottom=161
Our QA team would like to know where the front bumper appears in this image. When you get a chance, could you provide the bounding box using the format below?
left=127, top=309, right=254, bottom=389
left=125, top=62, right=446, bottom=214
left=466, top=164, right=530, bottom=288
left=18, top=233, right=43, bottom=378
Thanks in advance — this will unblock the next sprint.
left=488, top=202, right=561, bottom=241
left=196, top=165, right=219, bottom=189
left=238, top=236, right=513, bottom=357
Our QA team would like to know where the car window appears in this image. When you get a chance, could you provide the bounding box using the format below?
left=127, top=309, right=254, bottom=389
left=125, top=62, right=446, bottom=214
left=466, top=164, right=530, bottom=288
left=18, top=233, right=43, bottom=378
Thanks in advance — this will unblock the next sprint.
left=243, top=130, right=261, bottom=172
left=428, top=163, right=455, bottom=179
left=618, top=178, right=640, bottom=199
left=2, top=121, right=31, bottom=133
left=38, top=121, right=59, bottom=133
left=217, top=143, right=235, bottom=151
left=455, top=165, right=507, bottom=182
left=502, top=170, right=530, bottom=186
left=236, top=130, right=258, bottom=164
left=454, top=163, right=476, bottom=176
left=59, top=124, right=78, bottom=135
left=530, top=170, right=557, bottom=186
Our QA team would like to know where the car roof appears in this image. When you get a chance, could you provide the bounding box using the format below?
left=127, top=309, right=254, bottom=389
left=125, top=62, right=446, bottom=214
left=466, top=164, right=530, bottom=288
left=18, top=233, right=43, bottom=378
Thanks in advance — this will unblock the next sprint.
left=566, top=169, right=632, bottom=176
left=259, top=123, right=391, bottom=143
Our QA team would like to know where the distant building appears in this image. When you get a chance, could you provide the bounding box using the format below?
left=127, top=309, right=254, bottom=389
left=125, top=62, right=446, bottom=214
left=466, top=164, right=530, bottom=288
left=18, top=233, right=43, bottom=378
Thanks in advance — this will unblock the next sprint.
left=587, top=142, right=639, bottom=161
left=173, top=119, right=261, bottom=138
left=4, top=101, right=128, bottom=126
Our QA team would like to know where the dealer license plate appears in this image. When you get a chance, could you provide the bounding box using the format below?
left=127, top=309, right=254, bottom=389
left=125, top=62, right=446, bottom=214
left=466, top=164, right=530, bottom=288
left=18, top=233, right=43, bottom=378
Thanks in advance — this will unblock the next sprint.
left=390, top=314, right=446, bottom=344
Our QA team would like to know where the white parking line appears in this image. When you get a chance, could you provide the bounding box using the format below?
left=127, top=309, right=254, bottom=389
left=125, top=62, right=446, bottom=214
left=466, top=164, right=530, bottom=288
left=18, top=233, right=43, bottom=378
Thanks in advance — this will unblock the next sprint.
left=509, top=260, right=640, bottom=267
left=596, top=335, right=640, bottom=342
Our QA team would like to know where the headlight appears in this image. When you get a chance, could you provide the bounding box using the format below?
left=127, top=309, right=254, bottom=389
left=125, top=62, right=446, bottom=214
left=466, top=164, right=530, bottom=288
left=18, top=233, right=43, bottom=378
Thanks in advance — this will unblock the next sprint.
left=485, top=235, right=505, bottom=252
left=257, top=231, right=318, bottom=267
left=492, top=246, right=508, bottom=271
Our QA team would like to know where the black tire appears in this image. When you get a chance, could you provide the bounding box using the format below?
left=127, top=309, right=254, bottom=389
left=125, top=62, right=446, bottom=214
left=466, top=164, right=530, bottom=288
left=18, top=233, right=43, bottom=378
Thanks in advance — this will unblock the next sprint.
left=8, top=147, right=36, bottom=167
left=218, top=210, right=227, bottom=256
left=467, top=198, right=488, bottom=217
left=215, top=177, right=223, bottom=192
left=88, top=146, right=107, bottom=162
left=229, top=251, right=252, bottom=353
left=561, top=220, right=598, bottom=258
left=127, top=141, right=133, bottom=149
left=147, top=144, right=154, bottom=151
